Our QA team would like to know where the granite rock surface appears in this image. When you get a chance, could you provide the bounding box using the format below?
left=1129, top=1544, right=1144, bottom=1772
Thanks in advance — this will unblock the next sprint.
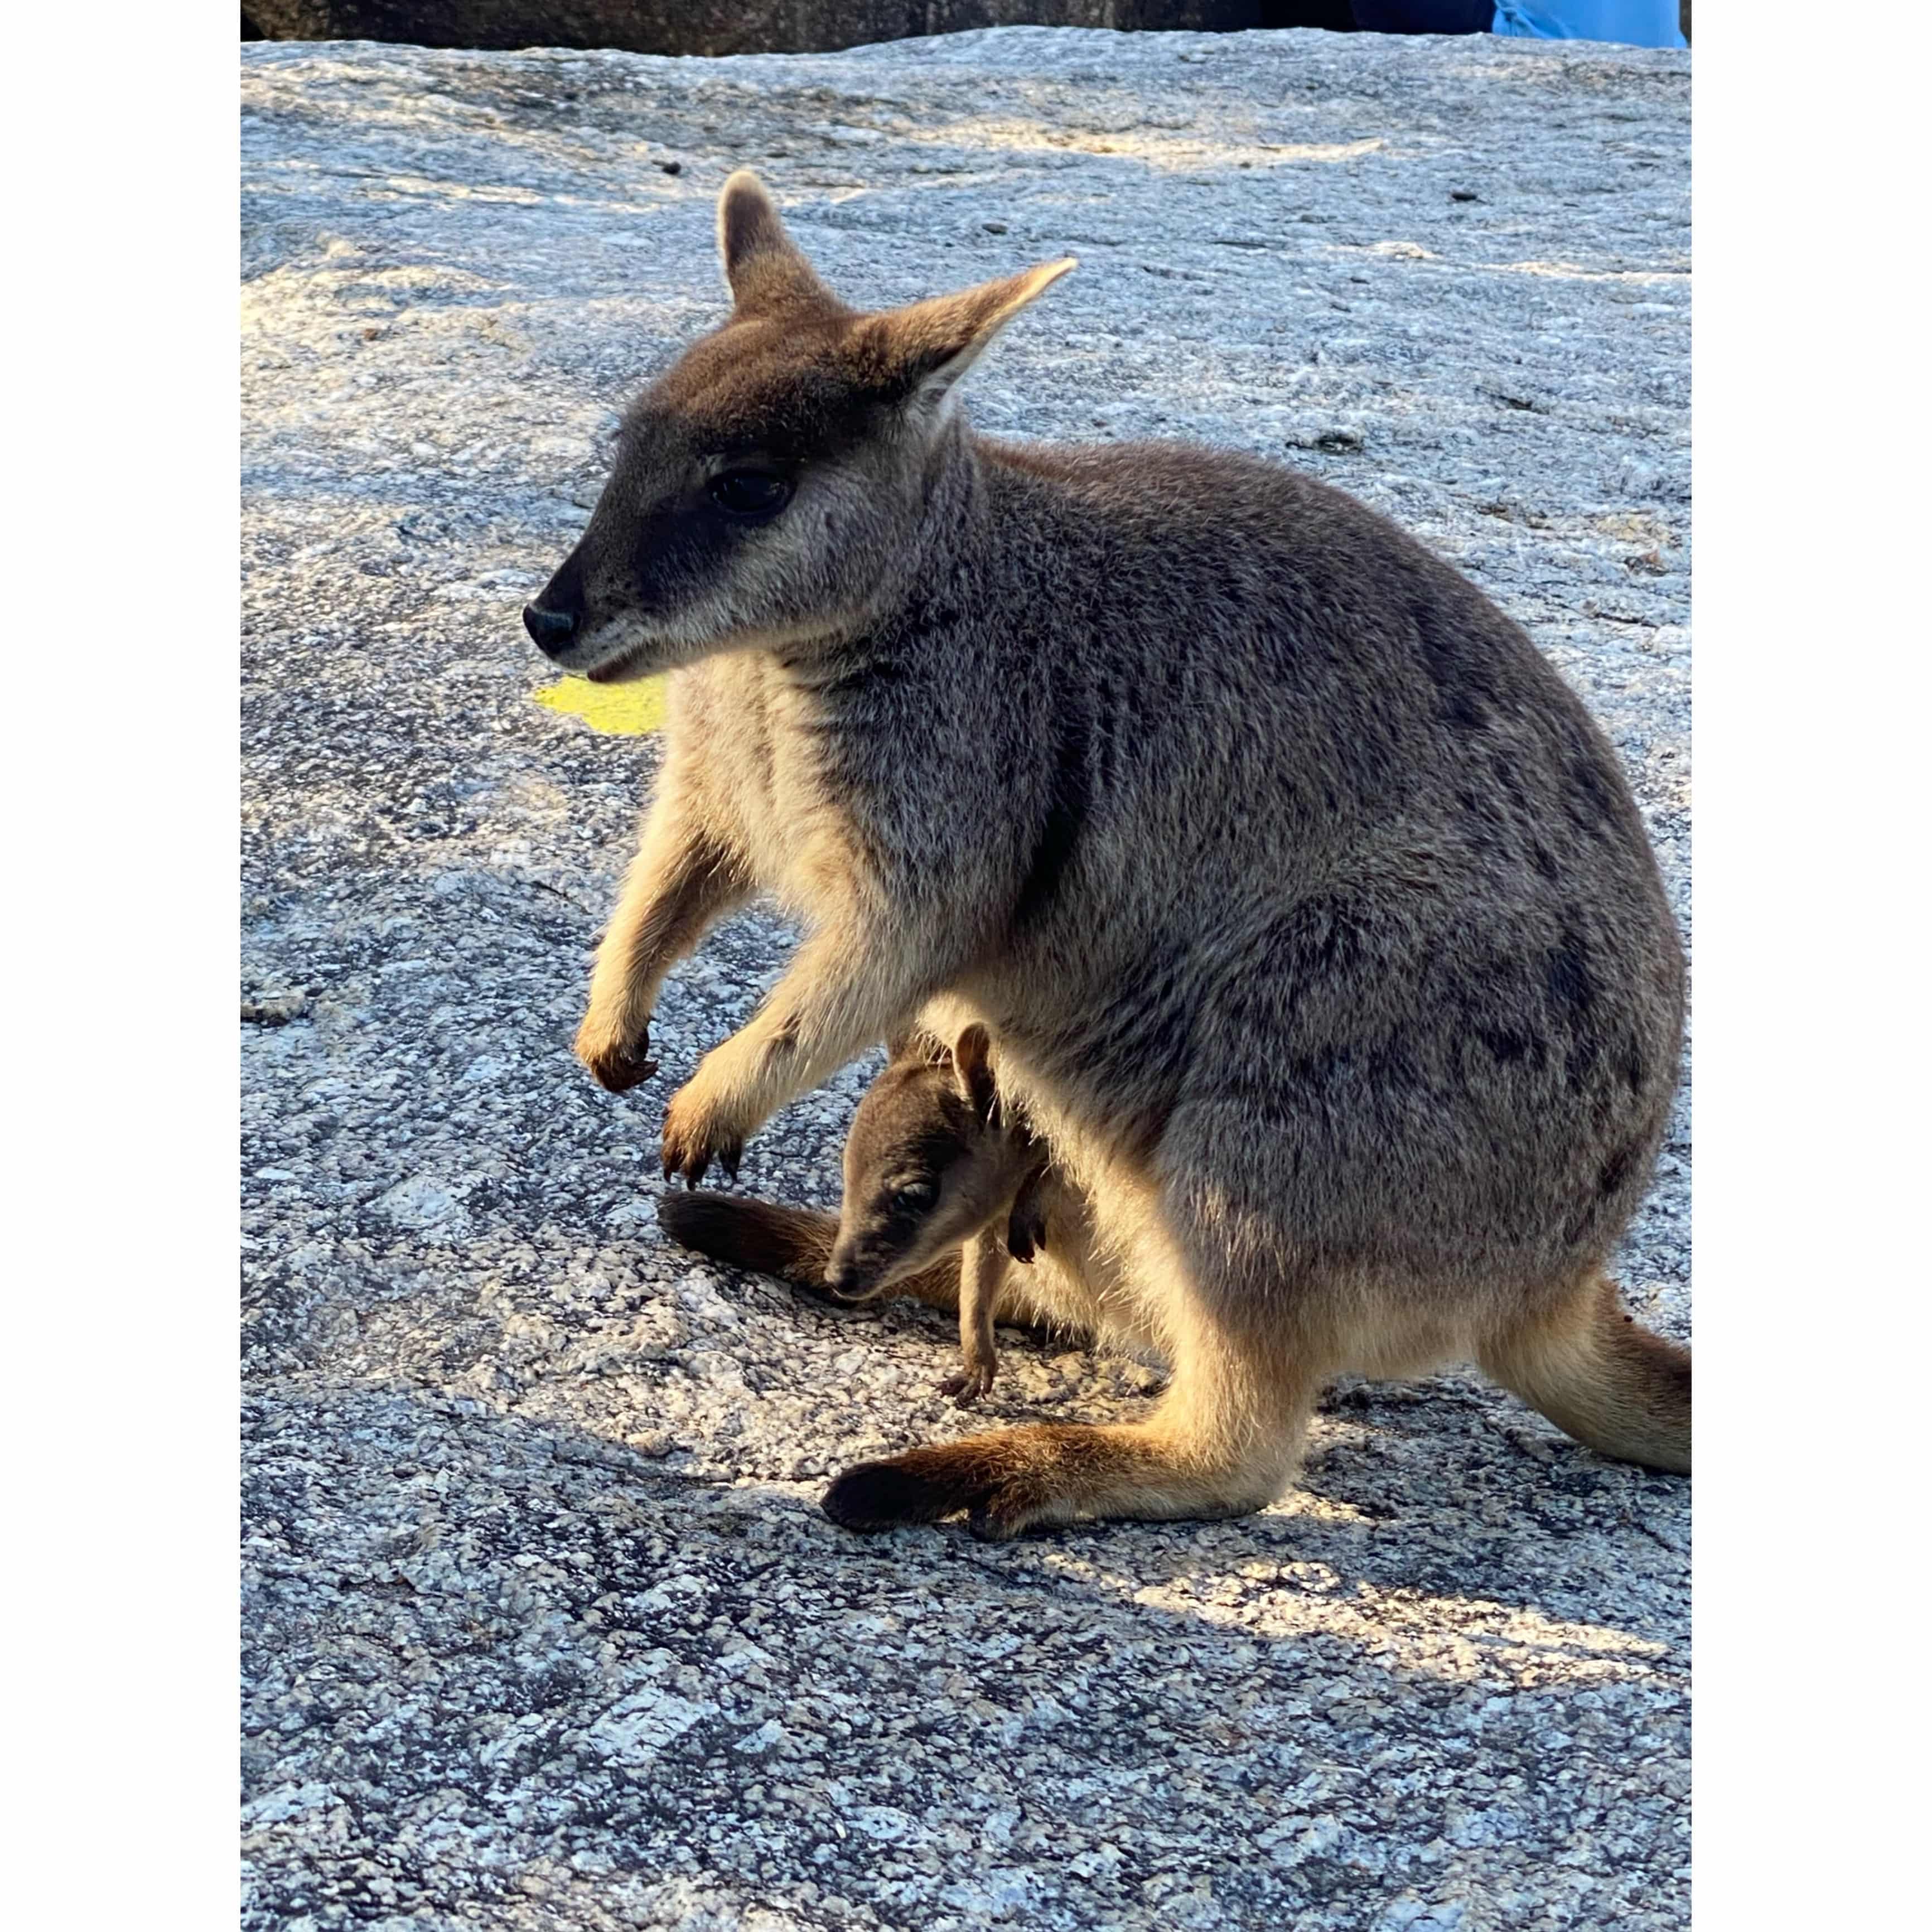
left=241, top=27, right=1690, bottom=1930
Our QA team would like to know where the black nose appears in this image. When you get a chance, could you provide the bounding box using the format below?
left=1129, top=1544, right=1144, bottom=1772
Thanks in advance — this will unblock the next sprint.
left=523, top=603, right=579, bottom=653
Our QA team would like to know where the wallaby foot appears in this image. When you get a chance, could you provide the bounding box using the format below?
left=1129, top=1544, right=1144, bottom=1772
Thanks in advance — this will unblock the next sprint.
left=823, top=1347, right=1316, bottom=1540
left=823, top=1418, right=1282, bottom=1540
left=1480, top=1272, right=1691, bottom=1475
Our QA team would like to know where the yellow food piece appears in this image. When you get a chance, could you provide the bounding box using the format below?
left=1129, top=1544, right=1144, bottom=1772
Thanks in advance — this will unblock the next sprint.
left=533, top=674, right=667, bottom=736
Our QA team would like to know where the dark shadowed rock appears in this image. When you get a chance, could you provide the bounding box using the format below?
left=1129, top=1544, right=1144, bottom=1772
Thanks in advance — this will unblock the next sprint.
left=243, top=0, right=1267, bottom=57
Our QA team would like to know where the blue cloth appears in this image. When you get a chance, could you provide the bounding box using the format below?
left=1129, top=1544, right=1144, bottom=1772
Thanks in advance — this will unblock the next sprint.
left=1491, top=1, right=1687, bottom=45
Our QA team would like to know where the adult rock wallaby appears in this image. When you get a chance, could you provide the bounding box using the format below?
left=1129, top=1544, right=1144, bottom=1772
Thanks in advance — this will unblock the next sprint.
left=662, top=1025, right=1063, bottom=1404
left=525, top=172, right=1690, bottom=1537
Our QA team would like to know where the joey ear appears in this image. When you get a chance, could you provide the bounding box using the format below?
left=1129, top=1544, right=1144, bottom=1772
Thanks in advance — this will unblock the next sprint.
left=717, top=170, right=832, bottom=313
left=847, top=257, right=1077, bottom=409
left=951, top=1023, right=998, bottom=1123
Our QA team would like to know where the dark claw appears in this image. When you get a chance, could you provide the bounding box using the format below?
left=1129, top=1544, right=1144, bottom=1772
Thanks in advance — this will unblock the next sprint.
left=662, top=1147, right=709, bottom=1188
left=660, top=1118, right=738, bottom=1190
left=588, top=1035, right=657, bottom=1094
left=939, top=1368, right=993, bottom=1408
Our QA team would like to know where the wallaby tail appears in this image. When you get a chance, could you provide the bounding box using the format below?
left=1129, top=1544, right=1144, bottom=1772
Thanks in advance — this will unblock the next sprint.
left=656, top=1189, right=967, bottom=1311
left=1480, top=1273, right=1691, bottom=1475
left=656, top=1190, right=839, bottom=1292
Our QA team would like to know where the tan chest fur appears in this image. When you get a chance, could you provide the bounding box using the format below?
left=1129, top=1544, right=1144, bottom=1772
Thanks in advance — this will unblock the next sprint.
left=665, top=654, right=868, bottom=926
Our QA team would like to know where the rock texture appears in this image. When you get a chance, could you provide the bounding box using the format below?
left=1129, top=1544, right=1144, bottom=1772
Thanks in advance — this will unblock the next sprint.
left=241, top=27, right=1690, bottom=1931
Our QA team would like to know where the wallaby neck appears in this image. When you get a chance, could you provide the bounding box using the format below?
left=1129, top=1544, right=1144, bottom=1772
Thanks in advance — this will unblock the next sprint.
left=766, top=415, right=996, bottom=677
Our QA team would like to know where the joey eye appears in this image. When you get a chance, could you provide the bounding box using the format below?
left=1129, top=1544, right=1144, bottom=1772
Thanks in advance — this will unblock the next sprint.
left=890, top=1181, right=937, bottom=1215
left=708, top=470, right=792, bottom=520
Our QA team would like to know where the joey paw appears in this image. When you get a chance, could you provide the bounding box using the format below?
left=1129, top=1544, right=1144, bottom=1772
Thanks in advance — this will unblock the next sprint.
left=939, top=1363, right=997, bottom=1408
left=1005, top=1188, right=1049, bottom=1264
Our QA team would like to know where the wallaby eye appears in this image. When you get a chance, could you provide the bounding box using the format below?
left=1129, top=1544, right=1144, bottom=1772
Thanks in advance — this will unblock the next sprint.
left=708, top=470, right=792, bottom=520
left=891, top=1180, right=936, bottom=1214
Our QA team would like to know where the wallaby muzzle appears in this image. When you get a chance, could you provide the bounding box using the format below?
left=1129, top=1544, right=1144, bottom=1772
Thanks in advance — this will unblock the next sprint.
left=523, top=602, right=578, bottom=653
left=525, top=547, right=588, bottom=659
left=824, top=1257, right=893, bottom=1305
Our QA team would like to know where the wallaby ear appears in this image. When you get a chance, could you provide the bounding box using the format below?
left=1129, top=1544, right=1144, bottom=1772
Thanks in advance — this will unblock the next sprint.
left=848, top=257, right=1077, bottom=409
left=951, top=1023, right=998, bottom=1123
left=716, top=170, right=832, bottom=313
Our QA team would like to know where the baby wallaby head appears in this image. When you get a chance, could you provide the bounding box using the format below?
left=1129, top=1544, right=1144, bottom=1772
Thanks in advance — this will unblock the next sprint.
left=824, top=1025, right=1032, bottom=1303
left=524, top=170, right=1074, bottom=685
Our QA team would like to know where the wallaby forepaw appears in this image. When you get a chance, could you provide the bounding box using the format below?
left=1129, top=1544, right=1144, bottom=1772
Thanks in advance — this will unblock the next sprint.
left=576, top=1017, right=657, bottom=1094
left=1005, top=1190, right=1048, bottom=1265
left=659, top=1081, right=745, bottom=1188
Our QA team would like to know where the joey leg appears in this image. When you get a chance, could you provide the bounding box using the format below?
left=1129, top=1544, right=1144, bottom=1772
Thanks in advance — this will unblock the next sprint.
left=938, top=1228, right=1004, bottom=1407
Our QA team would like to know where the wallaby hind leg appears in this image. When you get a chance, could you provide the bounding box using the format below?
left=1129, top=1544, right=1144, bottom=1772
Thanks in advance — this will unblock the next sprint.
left=823, top=1303, right=1322, bottom=1540
left=1480, top=1272, right=1691, bottom=1475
